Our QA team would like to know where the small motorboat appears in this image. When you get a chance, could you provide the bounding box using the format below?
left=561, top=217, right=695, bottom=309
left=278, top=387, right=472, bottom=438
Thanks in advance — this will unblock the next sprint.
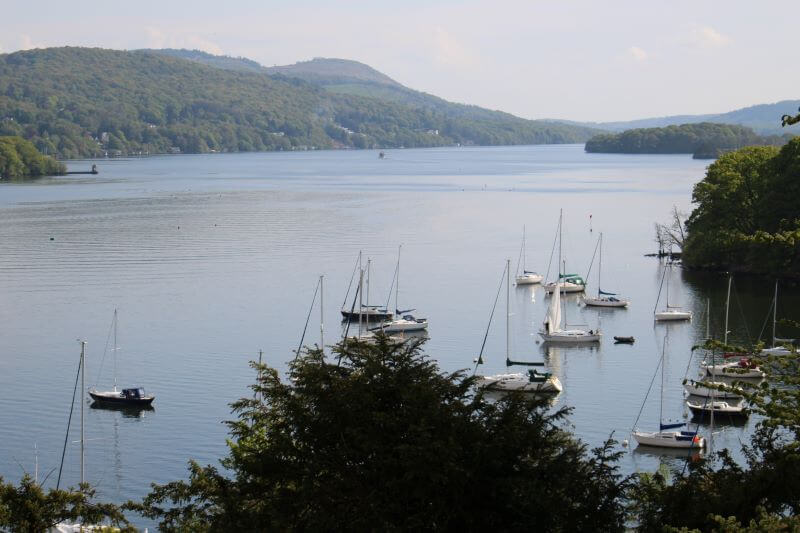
left=613, top=336, right=635, bottom=344
left=89, top=387, right=155, bottom=407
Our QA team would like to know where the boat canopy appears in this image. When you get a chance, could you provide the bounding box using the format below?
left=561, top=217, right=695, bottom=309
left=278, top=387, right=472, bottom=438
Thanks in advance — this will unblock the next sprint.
left=559, top=274, right=585, bottom=284
left=599, top=289, right=617, bottom=296
left=660, top=422, right=685, bottom=430
left=122, top=388, right=146, bottom=399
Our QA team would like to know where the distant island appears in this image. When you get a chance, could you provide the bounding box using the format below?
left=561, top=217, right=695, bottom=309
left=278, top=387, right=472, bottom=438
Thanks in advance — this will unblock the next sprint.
left=0, top=136, right=65, bottom=179
left=0, top=47, right=600, bottom=159
left=584, top=123, right=792, bottom=158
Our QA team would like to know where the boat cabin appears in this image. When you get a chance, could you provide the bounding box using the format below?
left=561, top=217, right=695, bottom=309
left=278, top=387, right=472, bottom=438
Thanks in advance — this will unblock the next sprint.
left=122, top=387, right=147, bottom=399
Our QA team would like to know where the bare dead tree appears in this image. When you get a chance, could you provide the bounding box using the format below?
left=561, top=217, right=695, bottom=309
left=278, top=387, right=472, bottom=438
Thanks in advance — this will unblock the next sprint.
left=654, top=206, right=687, bottom=252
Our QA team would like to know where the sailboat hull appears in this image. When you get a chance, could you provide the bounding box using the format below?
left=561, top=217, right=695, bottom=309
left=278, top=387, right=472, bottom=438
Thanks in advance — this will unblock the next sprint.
left=683, top=382, right=742, bottom=399
left=476, top=373, right=562, bottom=393
left=633, top=430, right=705, bottom=449
left=655, top=310, right=692, bottom=321
left=686, top=400, right=749, bottom=418
left=89, top=390, right=155, bottom=407
left=515, top=274, right=543, bottom=285
left=544, top=282, right=584, bottom=293
left=702, top=362, right=764, bottom=379
left=539, top=330, right=601, bottom=343
left=584, top=297, right=629, bottom=308
left=341, top=309, right=393, bottom=321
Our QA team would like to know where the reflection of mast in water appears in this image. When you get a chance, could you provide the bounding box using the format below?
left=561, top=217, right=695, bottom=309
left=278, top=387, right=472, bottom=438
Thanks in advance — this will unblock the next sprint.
left=113, top=412, right=122, bottom=496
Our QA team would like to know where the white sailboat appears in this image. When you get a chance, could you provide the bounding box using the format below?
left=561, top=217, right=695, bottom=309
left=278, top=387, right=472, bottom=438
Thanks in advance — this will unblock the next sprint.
left=761, top=280, right=796, bottom=356
left=654, top=264, right=692, bottom=321
left=686, top=399, right=749, bottom=419
left=683, top=381, right=743, bottom=399
left=542, top=273, right=586, bottom=293
left=633, top=338, right=706, bottom=449
left=539, top=212, right=600, bottom=343
left=583, top=233, right=629, bottom=308
left=514, top=225, right=543, bottom=285
left=475, top=260, right=562, bottom=393
left=373, top=245, right=428, bottom=333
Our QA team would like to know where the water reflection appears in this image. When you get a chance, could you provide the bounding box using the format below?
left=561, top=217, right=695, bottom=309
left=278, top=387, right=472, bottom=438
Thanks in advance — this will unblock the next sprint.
left=90, top=402, right=155, bottom=419
left=632, top=444, right=704, bottom=462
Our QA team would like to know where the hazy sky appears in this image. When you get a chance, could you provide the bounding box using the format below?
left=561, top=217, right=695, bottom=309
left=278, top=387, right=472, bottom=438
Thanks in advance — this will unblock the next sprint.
left=1, top=0, right=798, bottom=122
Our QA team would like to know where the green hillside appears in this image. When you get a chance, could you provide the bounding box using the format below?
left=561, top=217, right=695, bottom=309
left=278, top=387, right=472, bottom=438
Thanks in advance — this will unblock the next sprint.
left=584, top=122, right=791, bottom=157
left=0, top=47, right=600, bottom=158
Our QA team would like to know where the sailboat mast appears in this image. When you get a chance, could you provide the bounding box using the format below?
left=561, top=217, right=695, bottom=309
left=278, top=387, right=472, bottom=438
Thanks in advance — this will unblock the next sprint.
left=396, top=245, right=401, bottom=314
left=360, top=269, right=366, bottom=335
left=597, top=233, right=602, bottom=298
left=659, top=337, right=664, bottom=428
left=773, top=279, right=779, bottom=346
left=522, top=226, right=526, bottom=273
left=366, top=259, right=371, bottom=314
left=506, top=259, right=510, bottom=362
left=319, top=275, right=324, bottom=353
left=706, top=299, right=710, bottom=340
left=80, top=340, right=86, bottom=485
left=724, top=275, right=732, bottom=345
left=113, top=309, right=118, bottom=391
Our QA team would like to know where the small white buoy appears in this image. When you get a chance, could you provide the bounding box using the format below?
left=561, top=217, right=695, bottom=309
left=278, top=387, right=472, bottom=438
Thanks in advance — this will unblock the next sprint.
left=472, top=358, right=478, bottom=363
left=622, top=439, right=629, bottom=448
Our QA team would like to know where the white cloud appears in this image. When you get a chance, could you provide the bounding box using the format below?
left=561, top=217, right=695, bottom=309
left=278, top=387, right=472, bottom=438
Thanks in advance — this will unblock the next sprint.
left=432, top=27, right=474, bottom=68
left=691, top=25, right=731, bottom=48
left=628, top=46, right=648, bottom=61
left=19, top=34, right=42, bottom=50
left=144, top=26, right=223, bottom=55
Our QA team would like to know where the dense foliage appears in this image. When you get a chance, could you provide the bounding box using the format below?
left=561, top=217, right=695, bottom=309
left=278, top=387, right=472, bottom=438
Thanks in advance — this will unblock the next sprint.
left=0, top=47, right=598, bottom=159
left=0, top=135, right=65, bottom=179
left=0, top=476, right=133, bottom=532
left=584, top=122, right=790, bottom=157
left=128, top=336, right=628, bottom=532
left=682, top=138, right=800, bottom=275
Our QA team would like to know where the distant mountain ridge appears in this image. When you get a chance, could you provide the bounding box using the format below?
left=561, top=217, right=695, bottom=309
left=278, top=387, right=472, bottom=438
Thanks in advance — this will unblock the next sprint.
left=0, top=47, right=600, bottom=159
left=145, top=49, right=591, bottom=133
left=556, top=100, right=800, bottom=135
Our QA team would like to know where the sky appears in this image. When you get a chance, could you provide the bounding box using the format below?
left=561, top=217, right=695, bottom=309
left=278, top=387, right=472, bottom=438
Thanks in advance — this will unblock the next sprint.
left=1, top=0, right=798, bottom=122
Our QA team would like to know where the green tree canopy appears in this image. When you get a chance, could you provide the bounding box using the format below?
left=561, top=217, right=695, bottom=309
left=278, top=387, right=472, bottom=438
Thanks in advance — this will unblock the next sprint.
left=0, top=476, right=133, bottom=532
left=683, top=138, right=800, bottom=275
left=129, top=336, right=628, bottom=531
left=0, top=136, right=65, bottom=179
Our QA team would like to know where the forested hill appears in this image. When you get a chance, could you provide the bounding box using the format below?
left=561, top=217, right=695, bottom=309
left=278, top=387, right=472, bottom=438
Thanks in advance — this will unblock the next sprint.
left=0, top=47, right=600, bottom=158
left=584, top=123, right=791, bottom=158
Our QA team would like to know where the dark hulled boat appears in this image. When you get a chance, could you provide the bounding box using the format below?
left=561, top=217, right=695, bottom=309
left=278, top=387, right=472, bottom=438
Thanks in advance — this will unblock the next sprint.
left=89, top=387, right=154, bottom=407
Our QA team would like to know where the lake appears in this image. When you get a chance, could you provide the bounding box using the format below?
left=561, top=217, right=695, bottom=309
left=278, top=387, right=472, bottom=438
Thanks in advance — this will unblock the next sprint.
left=0, top=145, right=795, bottom=526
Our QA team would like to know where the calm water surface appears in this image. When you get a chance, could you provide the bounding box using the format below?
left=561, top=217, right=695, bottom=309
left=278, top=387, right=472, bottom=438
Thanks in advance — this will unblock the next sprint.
left=0, top=145, right=796, bottom=526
